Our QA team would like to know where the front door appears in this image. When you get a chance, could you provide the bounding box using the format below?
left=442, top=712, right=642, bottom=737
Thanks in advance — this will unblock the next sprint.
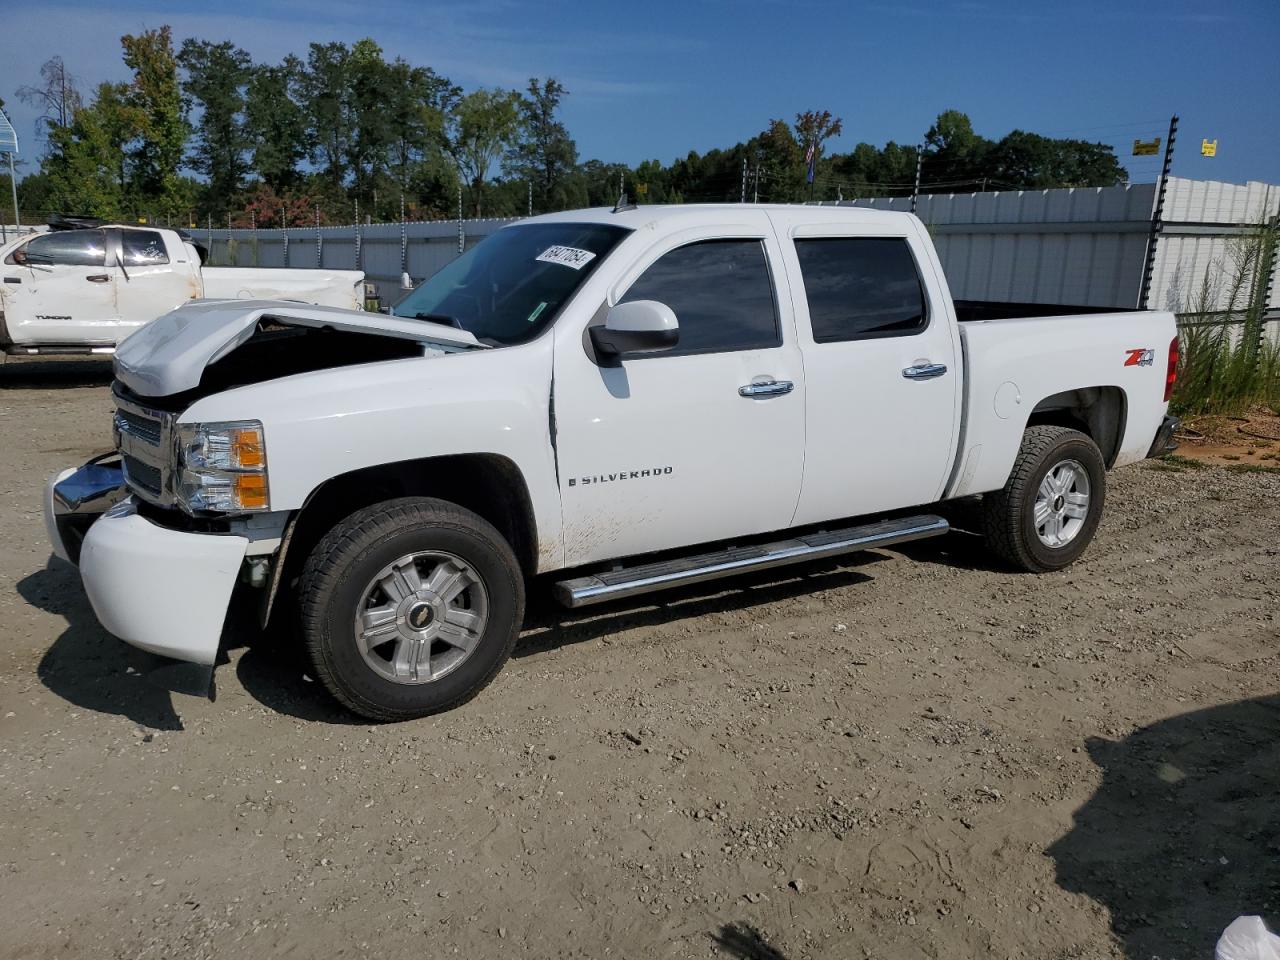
left=1, top=229, right=118, bottom=346
left=553, top=218, right=806, bottom=567
left=775, top=217, right=962, bottom=525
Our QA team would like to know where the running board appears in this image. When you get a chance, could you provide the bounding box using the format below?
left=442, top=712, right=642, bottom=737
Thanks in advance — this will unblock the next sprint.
left=554, top=514, right=949, bottom=608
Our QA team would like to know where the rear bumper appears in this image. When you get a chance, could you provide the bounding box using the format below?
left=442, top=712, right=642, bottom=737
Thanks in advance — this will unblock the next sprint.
left=1146, top=415, right=1181, bottom=459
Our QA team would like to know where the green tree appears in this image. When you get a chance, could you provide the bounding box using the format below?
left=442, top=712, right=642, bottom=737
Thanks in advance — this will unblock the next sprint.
left=923, top=109, right=990, bottom=189
left=120, top=26, right=188, bottom=211
left=448, top=88, right=522, bottom=217
left=299, top=42, right=353, bottom=188
left=43, top=81, right=144, bottom=217
left=245, top=57, right=308, bottom=193
left=178, top=39, right=253, bottom=214
left=505, top=78, right=577, bottom=212
left=988, top=130, right=1127, bottom=188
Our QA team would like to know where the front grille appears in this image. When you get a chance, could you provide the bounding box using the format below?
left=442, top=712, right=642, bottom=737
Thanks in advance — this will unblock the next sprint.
left=122, top=455, right=163, bottom=496
left=115, top=408, right=163, bottom=445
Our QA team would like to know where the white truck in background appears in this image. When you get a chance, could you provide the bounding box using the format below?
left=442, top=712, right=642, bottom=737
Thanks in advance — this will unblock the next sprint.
left=44, top=203, right=1180, bottom=722
left=1, top=222, right=365, bottom=355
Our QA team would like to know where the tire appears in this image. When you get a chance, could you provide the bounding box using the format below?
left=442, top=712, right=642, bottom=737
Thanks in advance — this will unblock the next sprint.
left=981, top=425, right=1106, bottom=573
left=298, top=497, right=524, bottom=721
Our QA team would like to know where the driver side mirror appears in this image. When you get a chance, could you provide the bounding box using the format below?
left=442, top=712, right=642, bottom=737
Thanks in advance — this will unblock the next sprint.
left=11, top=248, right=27, bottom=266
left=590, top=300, right=679, bottom=362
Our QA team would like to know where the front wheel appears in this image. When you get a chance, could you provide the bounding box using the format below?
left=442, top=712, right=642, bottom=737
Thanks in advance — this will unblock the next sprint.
left=981, top=425, right=1106, bottom=572
left=298, top=497, right=524, bottom=721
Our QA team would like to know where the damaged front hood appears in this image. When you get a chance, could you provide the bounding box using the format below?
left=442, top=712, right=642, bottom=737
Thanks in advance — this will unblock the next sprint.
left=114, top=299, right=485, bottom=397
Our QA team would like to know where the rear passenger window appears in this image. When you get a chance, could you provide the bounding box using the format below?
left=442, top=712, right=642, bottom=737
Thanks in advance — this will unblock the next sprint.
left=795, top=237, right=927, bottom=342
left=121, top=230, right=169, bottom=265
left=620, top=239, right=779, bottom=356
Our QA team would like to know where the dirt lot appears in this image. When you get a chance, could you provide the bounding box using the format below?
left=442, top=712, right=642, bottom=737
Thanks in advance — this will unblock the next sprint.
left=1, top=358, right=1277, bottom=960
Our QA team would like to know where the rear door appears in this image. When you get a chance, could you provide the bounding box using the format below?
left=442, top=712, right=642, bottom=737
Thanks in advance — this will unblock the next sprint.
left=0, top=229, right=117, bottom=345
left=552, top=216, right=806, bottom=566
left=775, top=216, right=962, bottom=524
left=111, top=229, right=191, bottom=341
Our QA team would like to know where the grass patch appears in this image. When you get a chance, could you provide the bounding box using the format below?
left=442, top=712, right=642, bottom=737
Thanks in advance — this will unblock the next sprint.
left=1159, top=454, right=1208, bottom=470
left=1225, top=463, right=1280, bottom=475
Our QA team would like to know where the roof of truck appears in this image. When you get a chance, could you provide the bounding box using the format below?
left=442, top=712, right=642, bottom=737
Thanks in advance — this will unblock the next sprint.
left=521, top=203, right=917, bottom=230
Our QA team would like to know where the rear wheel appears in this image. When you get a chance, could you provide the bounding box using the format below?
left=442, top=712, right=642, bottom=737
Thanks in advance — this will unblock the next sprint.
left=298, top=497, right=524, bottom=721
left=981, top=425, right=1106, bottom=572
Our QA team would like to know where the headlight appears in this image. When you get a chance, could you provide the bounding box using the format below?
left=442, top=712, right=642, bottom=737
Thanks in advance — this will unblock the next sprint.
left=174, top=421, right=269, bottom=513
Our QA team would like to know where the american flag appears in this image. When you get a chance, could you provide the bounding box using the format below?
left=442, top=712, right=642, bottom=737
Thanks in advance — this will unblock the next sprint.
left=805, top=140, right=816, bottom=183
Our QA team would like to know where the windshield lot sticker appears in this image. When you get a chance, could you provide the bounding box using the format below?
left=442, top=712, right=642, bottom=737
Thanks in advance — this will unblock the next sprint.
left=536, top=245, right=596, bottom=270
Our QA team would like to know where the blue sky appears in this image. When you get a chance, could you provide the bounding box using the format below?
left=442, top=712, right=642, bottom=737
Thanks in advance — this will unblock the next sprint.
left=3, top=0, right=1278, bottom=188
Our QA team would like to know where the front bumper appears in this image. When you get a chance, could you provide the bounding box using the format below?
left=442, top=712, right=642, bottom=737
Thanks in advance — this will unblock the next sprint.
left=46, top=461, right=249, bottom=666
left=1146, top=414, right=1181, bottom=459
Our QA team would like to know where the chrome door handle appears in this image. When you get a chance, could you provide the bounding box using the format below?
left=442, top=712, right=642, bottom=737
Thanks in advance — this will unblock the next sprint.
left=902, top=363, right=947, bottom=381
left=86, top=274, right=111, bottom=283
left=739, top=379, right=794, bottom=398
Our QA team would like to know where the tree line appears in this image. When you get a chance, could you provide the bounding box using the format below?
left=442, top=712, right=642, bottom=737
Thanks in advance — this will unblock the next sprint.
left=4, top=27, right=1130, bottom=227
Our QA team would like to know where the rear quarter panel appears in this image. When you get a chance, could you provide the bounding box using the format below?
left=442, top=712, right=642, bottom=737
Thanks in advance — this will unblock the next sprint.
left=949, top=310, right=1175, bottom=498
left=200, top=268, right=364, bottom=309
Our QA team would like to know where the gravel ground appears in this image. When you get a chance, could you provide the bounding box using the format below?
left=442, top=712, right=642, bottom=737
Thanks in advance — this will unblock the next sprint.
left=1, top=358, right=1278, bottom=960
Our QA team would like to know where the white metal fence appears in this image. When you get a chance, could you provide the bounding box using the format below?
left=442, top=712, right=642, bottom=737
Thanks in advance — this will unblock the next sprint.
left=186, top=177, right=1278, bottom=324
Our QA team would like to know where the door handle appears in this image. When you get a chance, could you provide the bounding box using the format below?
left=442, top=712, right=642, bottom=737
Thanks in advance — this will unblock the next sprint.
left=3, top=277, right=19, bottom=284
left=902, top=363, right=947, bottom=381
left=739, top=379, right=794, bottom=398
left=86, top=274, right=111, bottom=283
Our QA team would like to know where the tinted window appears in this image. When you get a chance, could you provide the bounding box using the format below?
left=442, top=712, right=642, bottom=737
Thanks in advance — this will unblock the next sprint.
left=21, top=230, right=107, bottom=267
left=122, top=230, right=169, bottom=265
left=620, top=240, right=778, bottom=355
left=393, top=222, right=629, bottom=346
left=795, top=237, right=927, bottom=342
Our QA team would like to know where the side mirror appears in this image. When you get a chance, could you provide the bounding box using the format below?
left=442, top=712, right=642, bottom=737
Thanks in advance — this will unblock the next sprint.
left=12, top=248, right=27, bottom=266
left=590, top=300, right=679, bottom=362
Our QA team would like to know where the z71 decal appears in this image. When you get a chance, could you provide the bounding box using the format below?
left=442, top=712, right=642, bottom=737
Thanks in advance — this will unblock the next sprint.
left=1124, top=348, right=1155, bottom=367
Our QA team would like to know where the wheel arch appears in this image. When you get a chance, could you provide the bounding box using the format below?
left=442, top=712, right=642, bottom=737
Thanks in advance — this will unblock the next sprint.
left=265, top=453, right=539, bottom=632
left=1024, top=385, right=1127, bottom=468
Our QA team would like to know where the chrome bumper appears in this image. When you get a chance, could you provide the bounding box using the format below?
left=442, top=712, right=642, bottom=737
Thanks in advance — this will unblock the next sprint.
left=45, top=455, right=128, bottom=565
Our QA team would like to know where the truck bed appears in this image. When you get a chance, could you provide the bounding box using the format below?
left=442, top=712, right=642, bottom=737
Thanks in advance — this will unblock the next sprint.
left=954, top=299, right=1138, bottom=323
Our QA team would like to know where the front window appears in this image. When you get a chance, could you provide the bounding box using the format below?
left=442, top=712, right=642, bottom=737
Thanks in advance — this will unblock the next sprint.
left=393, top=222, right=630, bottom=345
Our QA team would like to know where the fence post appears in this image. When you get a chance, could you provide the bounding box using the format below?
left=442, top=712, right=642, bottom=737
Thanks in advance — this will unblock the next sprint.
left=399, top=192, right=407, bottom=276
left=250, top=208, right=258, bottom=267
left=910, top=145, right=924, bottom=215
left=1254, top=215, right=1279, bottom=364
left=457, top=183, right=464, bottom=254
left=1138, top=114, right=1179, bottom=309
left=315, top=204, right=322, bottom=268
left=281, top=205, right=289, bottom=267
left=350, top=195, right=360, bottom=271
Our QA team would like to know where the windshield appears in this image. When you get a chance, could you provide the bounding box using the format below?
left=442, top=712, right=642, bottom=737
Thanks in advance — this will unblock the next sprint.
left=393, top=222, right=630, bottom=345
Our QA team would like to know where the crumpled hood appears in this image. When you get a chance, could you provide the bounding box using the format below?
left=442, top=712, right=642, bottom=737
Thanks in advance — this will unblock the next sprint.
left=114, top=299, right=484, bottom=397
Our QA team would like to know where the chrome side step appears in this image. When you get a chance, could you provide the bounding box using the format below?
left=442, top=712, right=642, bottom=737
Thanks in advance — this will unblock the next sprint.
left=554, top=513, right=949, bottom=608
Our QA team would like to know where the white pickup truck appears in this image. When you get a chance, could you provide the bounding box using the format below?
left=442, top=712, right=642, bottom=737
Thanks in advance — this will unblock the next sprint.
left=44, top=204, right=1180, bottom=721
left=1, top=223, right=364, bottom=355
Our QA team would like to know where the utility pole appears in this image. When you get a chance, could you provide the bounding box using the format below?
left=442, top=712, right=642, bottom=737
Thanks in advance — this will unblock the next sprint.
left=910, top=144, right=924, bottom=215
left=1138, top=114, right=1179, bottom=309
left=740, top=156, right=747, bottom=203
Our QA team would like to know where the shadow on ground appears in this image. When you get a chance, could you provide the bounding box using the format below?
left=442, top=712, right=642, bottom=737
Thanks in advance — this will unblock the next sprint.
left=1049, top=695, right=1280, bottom=959
left=20, top=559, right=186, bottom=730
left=710, top=922, right=790, bottom=960
left=0, top=358, right=114, bottom=389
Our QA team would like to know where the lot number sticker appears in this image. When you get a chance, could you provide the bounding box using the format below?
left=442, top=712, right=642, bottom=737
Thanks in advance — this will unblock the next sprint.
left=536, top=245, right=596, bottom=270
